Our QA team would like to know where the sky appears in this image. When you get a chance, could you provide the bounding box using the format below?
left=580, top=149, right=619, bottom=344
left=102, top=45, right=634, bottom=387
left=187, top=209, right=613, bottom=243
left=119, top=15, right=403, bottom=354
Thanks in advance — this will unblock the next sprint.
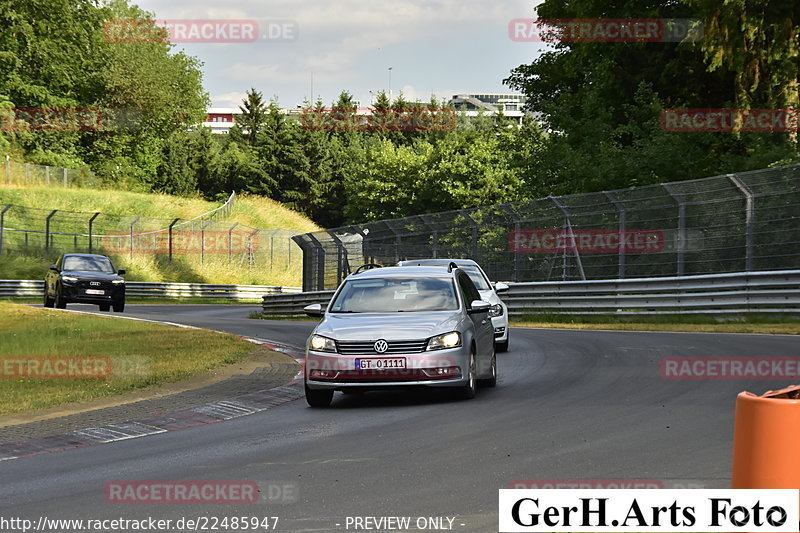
left=131, top=0, right=548, bottom=109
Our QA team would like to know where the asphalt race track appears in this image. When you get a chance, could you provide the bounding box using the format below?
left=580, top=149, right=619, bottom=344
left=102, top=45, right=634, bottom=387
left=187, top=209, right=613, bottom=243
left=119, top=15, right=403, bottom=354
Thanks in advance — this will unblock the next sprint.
left=1, top=304, right=799, bottom=532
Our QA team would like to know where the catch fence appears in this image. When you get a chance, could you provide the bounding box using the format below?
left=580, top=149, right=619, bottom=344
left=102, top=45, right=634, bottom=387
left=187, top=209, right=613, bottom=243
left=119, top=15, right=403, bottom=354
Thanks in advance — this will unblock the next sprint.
left=3, top=158, right=100, bottom=188
left=293, top=164, right=800, bottom=291
left=0, top=192, right=303, bottom=275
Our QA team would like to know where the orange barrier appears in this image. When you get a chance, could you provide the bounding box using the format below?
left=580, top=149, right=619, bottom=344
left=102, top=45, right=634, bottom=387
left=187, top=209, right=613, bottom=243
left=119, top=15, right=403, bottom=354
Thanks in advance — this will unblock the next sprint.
left=731, top=384, right=800, bottom=489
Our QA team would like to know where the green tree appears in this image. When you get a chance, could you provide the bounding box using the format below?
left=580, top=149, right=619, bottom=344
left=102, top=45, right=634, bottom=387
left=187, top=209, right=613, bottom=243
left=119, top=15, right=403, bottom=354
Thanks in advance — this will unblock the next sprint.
left=231, top=88, right=268, bottom=147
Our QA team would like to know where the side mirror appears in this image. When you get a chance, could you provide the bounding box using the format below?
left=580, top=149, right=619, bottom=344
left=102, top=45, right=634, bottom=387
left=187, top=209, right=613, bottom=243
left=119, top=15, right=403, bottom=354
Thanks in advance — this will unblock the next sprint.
left=117, top=269, right=126, bottom=275
left=304, top=303, right=324, bottom=318
left=468, top=300, right=491, bottom=314
left=49, top=265, right=59, bottom=272
left=494, top=282, right=509, bottom=293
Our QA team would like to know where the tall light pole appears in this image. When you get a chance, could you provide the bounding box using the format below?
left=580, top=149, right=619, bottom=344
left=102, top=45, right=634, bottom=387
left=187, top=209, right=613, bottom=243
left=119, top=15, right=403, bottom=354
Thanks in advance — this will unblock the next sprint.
left=388, top=67, right=393, bottom=98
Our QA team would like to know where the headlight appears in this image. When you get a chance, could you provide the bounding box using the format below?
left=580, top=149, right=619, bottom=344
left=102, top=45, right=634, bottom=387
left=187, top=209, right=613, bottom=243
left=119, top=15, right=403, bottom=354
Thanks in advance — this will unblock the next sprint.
left=427, top=331, right=462, bottom=351
left=489, top=304, right=504, bottom=317
left=309, top=335, right=337, bottom=353
left=61, top=276, right=78, bottom=283
left=112, top=279, right=125, bottom=284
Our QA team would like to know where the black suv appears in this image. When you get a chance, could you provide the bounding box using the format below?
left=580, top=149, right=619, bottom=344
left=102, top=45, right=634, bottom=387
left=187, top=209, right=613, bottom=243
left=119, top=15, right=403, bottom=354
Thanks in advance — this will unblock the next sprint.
left=44, top=253, right=126, bottom=312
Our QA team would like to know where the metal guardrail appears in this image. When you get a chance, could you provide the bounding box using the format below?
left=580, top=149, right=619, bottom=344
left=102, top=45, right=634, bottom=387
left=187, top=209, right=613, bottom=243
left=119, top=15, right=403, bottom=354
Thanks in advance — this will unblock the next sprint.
left=0, top=280, right=301, bottom=301
left=260, top=270, right=800, bottom=316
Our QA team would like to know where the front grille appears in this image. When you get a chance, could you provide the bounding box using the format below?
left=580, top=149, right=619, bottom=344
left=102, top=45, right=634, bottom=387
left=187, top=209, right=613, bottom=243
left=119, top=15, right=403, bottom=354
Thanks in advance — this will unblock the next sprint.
left=78, top=280, right=113, bottom=290
left=337, top=340, right=428, bottom=355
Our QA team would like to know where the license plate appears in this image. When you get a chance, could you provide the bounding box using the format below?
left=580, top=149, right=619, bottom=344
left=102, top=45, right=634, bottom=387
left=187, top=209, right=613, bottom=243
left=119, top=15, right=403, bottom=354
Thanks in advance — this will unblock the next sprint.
left=355, top=358, right=406, bottom=370
left=85, top=289, right=105, bottom=295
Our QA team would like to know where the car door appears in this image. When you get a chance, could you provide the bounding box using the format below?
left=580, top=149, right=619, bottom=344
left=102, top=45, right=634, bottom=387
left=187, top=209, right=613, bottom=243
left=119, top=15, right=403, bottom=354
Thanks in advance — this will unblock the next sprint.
left=457, top=272, right=493, bottom=356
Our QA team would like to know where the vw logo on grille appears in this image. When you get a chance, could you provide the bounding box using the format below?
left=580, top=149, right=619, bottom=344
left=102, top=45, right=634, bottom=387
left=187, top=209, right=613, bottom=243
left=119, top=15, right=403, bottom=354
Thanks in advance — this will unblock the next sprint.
left=373, top=339, right=389, bottom=354
left=89, top=281, right=101, bottom=286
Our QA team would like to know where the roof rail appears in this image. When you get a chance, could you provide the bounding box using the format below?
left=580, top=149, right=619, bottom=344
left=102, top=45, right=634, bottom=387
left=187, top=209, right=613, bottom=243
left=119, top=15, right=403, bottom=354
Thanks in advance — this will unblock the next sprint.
left=353, top=263, right=383, bottom=275
left=447, top=261, right=459, bottom=273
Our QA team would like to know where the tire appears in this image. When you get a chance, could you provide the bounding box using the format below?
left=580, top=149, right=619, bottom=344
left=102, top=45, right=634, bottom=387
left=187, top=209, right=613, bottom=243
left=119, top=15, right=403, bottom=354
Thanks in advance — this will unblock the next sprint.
left=43, top=288, right=55, bottom=308
left=458, top=349, right=477, bottom=400
left=496, top=337, right=509, bottom=353
left=479, top=351, right=497, bottom=388
left=99, top=303, right=110, bottom=312
left=113, top=300, right=125, bottom=313
left=54, top=286, right=67, bottom=309
left=305, top=382, right=333, bottom=407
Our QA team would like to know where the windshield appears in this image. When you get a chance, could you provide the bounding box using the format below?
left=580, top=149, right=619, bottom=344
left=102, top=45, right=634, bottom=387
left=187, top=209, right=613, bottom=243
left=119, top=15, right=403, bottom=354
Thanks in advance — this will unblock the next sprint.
left=459, top=265, right=491, bottom=291
left=329, top=277, right=458, bottom=313
left=62, top=256, right=115, bottom=273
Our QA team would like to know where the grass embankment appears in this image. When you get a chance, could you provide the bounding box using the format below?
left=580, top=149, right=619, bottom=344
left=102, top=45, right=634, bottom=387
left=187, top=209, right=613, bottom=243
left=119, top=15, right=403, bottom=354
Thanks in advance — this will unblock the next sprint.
left=0, top=302, right=283, bottom=415
left=511, top=313, right=800, bottom=335
left=0, top=185, right=320, bottom=286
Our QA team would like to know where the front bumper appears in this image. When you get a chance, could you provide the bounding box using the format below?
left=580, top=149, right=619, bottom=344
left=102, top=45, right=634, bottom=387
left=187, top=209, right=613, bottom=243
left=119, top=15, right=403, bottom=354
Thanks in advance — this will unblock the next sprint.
left=305, top=345, right=471, bottom=390
left=491, top=315, right=509, bottom=341
left=61, top=283, right=124, bottom=304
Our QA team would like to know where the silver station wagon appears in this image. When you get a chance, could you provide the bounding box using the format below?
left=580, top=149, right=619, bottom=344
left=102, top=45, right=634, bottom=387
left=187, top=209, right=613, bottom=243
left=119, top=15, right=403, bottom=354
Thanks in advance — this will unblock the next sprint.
left=302, top=264, right=496, bottom=407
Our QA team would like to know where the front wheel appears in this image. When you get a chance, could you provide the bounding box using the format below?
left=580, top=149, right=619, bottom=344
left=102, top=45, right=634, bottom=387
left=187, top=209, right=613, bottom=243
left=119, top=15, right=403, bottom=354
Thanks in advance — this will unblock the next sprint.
left=496, top=336, right=509, bottom=353
left=457, top=349, right=477, bottom=400
left=54, top=286, right=67, bottom=309
left=43, top=288, right=55, bottom=308
left=479, top=352, right=497, bottom=388
left=99, top=303, right=110, bottom=312
left=305, top=382, right=333, bottom=407
left=113, top=300, right=125, bottom=313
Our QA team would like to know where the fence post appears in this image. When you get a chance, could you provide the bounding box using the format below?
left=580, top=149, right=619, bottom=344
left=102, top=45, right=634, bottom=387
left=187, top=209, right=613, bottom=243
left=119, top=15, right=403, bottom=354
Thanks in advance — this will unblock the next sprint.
left=326, top=230, right=349, bottom=285
left=500, top=204, right=522, bottom=282
left=287, top=231, right=292, bottom=267
left=129, top=216, right=140, bottom=260
left=63, top=168, right=68, bottom=186
left=25, top=163, right=29, bottom=183
left=168, top=218, right=180, bottom=263
left=45, top=165, right=50, bottom=185
left=605, top=192, right=627, bottom=279
left=88, top=212, right=100, bottom=253
left=45, top=210, right=58, bottom=253
left=549, top=195, right=586, bottom=281
left=663, top=184, right=686, bottom=276
left=415, top=215, right=438, bottom=259
left=458, top=209, right=479, bottom=261
left=728, top=174, right=755, bottom=271
left=200, top=219, right=212, bottom=265
left=227, top=222, right=239, bottom=263
left=4, top=157, right=9, bottom=184
left=0, top=205, right=13, bottom=255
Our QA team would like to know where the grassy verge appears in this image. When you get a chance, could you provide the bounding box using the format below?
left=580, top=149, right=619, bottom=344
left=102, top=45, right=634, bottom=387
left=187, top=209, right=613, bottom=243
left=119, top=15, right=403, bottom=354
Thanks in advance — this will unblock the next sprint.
left=0, top=302, right=279, bottom=415
left=511, top=313, right=800, bottom=335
